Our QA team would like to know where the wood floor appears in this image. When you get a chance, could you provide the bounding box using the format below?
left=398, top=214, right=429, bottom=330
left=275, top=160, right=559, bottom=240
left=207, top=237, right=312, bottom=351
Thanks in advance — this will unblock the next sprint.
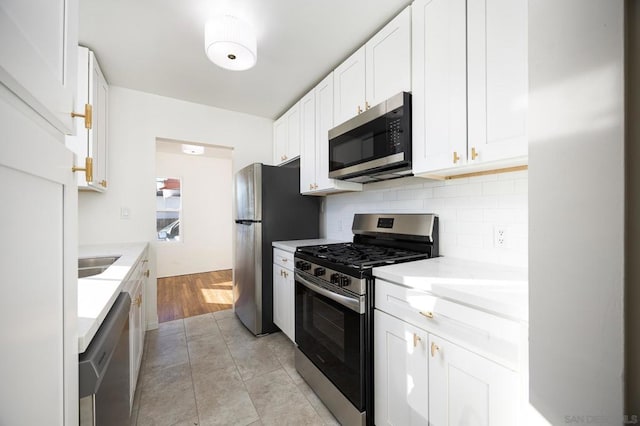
left=157, top=270, right=233, bottom=323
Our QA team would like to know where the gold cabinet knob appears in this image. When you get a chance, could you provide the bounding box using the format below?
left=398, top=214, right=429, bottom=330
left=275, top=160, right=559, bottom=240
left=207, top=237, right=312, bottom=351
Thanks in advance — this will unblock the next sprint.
left=420, top=311, right=434, bottom=319
left=71, top=103, right=93, bottom=129
left=453, top=151, right=461, bottom=164
left=72, top=156, right=94, bottom=184
left=413, top=333, right=422, bottom=348
left=471, top=147, right=479, bottom=160
left=431, top=342, right=440, bottom=357
left=99, top=180, right=108, bottom=188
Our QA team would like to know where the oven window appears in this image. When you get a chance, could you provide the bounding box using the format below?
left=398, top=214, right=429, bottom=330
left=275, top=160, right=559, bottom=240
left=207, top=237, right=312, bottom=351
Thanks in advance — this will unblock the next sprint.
left=311, top=297, right=346, bottom=361
left=295, top=280, right=365, bottom=410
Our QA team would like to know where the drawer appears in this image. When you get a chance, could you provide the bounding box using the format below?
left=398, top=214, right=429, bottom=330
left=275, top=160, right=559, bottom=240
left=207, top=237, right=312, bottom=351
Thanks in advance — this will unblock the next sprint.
left=375, top=279, right=523, bottom=369
left=273, top=248, right=294, bottom=269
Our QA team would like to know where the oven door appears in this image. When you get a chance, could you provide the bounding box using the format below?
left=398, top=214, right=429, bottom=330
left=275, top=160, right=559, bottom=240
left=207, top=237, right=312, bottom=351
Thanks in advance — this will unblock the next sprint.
left=295, top=272, right=366, bottom=411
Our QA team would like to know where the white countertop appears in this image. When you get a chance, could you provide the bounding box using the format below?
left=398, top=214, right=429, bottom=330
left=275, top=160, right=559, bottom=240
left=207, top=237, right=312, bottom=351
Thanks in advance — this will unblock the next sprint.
left=77, top=242, right=148, bottom=353
left=373, top=257, right=528, bottom=322
left=272, top=238, right=345, bottom=253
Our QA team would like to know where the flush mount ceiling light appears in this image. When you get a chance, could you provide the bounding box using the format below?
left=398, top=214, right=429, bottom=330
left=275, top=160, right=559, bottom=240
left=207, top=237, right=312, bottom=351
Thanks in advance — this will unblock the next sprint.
left=182, top=144, right=205, bottom=155
left=204, top=15, right=257, bottom=71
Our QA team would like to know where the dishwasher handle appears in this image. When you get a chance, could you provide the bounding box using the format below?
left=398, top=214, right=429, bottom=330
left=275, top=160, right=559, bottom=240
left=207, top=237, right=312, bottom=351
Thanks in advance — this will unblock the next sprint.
left=78, top=292, right=131, bottom=398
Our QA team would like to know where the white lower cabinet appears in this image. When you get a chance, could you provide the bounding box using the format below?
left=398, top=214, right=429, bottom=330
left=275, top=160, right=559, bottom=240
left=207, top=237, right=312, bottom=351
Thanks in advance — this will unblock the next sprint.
left=428, top=334, right=519, bottom=425
left=374, top=280, right=522, bottom=426
left=126, top=250, right=148, bottom=409
left=375, top=310, right=429, bottom=426
left=273, top=248, right=295, bottom=342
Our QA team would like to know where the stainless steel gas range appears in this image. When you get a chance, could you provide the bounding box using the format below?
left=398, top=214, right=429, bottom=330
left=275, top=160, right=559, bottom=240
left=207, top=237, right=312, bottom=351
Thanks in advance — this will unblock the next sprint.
left=293, top=213, right=439, bottom=426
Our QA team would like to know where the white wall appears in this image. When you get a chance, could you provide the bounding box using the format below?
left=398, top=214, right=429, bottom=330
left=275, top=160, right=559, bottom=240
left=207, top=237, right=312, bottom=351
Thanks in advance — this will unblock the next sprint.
left=528, top=0, right=625, bottom=423
left=323, top=171, right=528, bottom=267
left=155, top=150, right=233, bottom=277
left=78, top=86, right=273, bottom=329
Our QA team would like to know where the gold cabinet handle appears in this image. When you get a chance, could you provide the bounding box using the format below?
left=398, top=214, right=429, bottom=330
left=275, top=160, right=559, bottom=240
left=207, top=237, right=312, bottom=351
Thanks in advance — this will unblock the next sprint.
left=72, top=156, right=94, bottom=183
left=281, top=258, right=288, bottom=263
left=280, top=269, right=284, bottom=277
left=471, top=147, right=479, bottom=160
left=357, top=105, right=363, bottom=114
left=144, top=270, right=150, bottom=278
left=309, top=183, right=313, bottom=190
left=453, top=151, right=461, bottom=164
left=71, top=103, right=93, bottom=129
left=365, top=101, right=371, bottom=110
left=99, top=180, right=108, bottom=188
left=431, top=342, right=440, bottom=357
left=135, top=295, right=142, bottom=307
left=313, top=183, right=318, bottom=189
left=283, top=271, right=288, bottom=278
left=413, top=333, right=422, bottom=348
left=420, top=311, right=434, bottom=319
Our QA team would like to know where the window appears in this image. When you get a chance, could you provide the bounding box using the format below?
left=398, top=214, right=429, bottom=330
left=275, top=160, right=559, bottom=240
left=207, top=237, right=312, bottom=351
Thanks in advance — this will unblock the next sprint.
left=156, top=177, right=181, bottom=241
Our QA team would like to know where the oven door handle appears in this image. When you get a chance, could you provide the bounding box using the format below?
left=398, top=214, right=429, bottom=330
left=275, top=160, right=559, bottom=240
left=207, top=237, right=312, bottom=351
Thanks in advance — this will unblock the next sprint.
left=295, top=273, right=364, bottom=314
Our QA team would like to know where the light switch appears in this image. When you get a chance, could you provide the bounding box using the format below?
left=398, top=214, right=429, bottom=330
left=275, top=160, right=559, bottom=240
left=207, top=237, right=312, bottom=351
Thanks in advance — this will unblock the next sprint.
left=120, top=207, right=130, bottom=219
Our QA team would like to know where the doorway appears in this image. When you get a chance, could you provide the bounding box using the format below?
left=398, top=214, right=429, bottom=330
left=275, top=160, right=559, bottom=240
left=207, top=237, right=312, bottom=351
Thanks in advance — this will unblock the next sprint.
left=155, top=138, right=234, bottom=322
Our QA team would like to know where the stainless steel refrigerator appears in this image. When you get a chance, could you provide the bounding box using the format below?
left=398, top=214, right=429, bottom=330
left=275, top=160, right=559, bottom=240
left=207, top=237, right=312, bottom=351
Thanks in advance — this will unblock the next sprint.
left=233, top=163, right=319, bottom=335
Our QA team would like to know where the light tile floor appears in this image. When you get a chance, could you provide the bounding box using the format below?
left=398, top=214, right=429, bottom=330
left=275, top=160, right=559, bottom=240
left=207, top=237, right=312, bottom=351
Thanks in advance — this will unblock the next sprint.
left=130, top=309, right=339, bottom=426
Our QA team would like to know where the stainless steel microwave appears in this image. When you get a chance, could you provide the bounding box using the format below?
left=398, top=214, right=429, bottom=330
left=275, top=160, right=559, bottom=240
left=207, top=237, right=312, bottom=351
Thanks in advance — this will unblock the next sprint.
left=328, top=92, right=411, bottom=183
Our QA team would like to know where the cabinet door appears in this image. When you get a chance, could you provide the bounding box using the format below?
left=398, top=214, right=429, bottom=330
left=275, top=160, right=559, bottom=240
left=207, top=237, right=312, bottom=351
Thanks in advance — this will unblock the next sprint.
left=428, top=334, right=519, bottom=426
left=88, top=52, right=109, bottom=190
left=333, top=46, right=366, bottom=125
left=284, top=269, right=295, bottom=342
left=412, top=0, right=467, bottom=175
left=299, top=89, right=316, bottom=193
left=0, top=90, right=78, bottom=425
left=365, top=6, right=412, bottom=108
left=314, top=73, right=335, bottom=192
left=273, top=266, right=285, bottom=331
left=467, top=0, right=527, bottom=164
left=0, top=0, right=77, bottom=134
left=286, top=102, right=301, bottom=160
left=129, top=276, right=143, bottom=409
left=374, top=310, right=429, bottom=426
left=273, top=116, right=287, bottom=165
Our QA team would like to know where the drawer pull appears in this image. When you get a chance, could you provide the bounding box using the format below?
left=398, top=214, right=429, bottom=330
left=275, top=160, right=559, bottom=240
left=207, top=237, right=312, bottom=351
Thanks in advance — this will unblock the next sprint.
left=431, top=342, right=440, bottom=357
left=420, top=311, right=434, bottom=319
left=413, top=333, right=422, bottom=348
left=281, top=258, right=288, bottom=262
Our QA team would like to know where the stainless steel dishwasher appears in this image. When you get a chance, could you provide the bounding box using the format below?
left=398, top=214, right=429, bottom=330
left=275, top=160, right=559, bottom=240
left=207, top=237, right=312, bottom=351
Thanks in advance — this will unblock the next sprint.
left=79, top=292, right=131, bottom=426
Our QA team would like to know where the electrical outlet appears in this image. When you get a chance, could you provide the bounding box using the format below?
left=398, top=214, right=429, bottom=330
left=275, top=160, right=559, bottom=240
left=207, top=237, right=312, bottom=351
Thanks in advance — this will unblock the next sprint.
left=494, top=227, right=507, bottom=248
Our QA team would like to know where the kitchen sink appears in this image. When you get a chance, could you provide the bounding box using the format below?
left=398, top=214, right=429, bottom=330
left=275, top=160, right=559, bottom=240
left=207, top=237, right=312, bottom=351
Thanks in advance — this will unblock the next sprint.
left=78, top=256, right=121, bottom=278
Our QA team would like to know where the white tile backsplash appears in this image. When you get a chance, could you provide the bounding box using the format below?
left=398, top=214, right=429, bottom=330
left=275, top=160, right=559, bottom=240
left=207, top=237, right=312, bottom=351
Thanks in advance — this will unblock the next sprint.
left=322, top=170, right=528, bottom=267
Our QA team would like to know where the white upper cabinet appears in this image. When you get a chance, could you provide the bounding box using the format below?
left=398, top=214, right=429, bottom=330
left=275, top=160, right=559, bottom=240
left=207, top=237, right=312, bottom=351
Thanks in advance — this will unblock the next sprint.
left=66, top=47, right=109, bottom=191
left=467, top=0, right=527, bottom=164
left=300, top=73, right=362, bottom=195
left=334, top=6, right=411, bottom=126
left=299, top=89, right=316, bottom=192
left=333, top=47, right=366, bottom=125
left=0, top=0, right=78, bottom=135
left=273, top=101, right=301, bottom=165
left=412, top=0, right=527, bottom=177
left=365, top=6, right=412, bottom=109
left=412, top=0, right=467, bottom=173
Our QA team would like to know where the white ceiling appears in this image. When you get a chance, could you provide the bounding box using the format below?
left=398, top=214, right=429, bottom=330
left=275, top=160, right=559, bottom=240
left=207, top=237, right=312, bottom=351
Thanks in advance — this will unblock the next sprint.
left=79, top=0, right=412, bottom=120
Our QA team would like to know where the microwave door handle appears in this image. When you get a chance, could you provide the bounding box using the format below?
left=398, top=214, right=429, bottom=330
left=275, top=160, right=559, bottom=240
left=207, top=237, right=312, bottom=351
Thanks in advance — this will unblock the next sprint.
left=295, top=273, right=363, bottom=314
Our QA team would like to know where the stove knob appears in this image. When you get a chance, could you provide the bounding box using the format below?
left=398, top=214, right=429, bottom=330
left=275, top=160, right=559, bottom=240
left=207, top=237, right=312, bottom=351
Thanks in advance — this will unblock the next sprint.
left=330, top=273, right=340, bottom=284
left=302, top=262, right=312, bottom=271
left=314, top=267, right=326, bottom=277
left=295, top=261, right=304, bottom=269
left=339, top=276, right=351, bottom=287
